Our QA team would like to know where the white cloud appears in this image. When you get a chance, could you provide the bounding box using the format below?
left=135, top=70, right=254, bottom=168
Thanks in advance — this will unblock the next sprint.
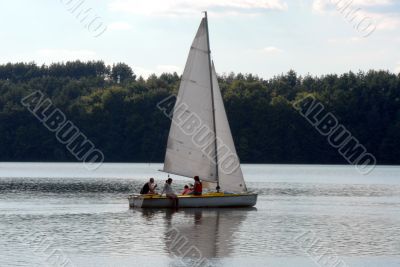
left=108, top=21, right=133, bottom=31
left=108, top=0, right=288, bottom=16
left=373, top=14, right=400, bottom=30
left=327, top=37, right=364, bottom=43
left=246, top=46, right=283, bottom=56
left=351, top=0, right=393, bottom=6
left=134, top=67, right=153, bottom=78
left=261, top=46, right=283, bottom=54
left=311, top=0, right=400, bottom=34
left=395, top=62, right=400, bottom=74
left=354, top=10, right=400, bottom=31
left=312, top=0, right=329, bottom=13
left=135, top=65, right=182, bottom=78
left=312, top=0, right=393, bottom=14
left=35, top=49, right=98, bottom=63
left=156, top=65, right=182, bottom=73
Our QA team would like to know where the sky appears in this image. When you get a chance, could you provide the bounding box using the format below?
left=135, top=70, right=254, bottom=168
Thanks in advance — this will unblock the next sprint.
left=0, top=0, right=399, bottom=79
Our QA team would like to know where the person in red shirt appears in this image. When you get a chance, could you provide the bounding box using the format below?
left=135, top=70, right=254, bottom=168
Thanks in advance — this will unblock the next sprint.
left=192, top=176, right=202, bottom=195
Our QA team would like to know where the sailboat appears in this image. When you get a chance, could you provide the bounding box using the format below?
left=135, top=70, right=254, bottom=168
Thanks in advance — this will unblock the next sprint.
left=128, top=12, right=257, bottom=208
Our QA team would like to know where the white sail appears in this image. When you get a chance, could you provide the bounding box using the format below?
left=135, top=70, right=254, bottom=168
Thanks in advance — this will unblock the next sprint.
left=163, top=18, right=217, bottom=182
left=212, top=64, right=247, bottom=193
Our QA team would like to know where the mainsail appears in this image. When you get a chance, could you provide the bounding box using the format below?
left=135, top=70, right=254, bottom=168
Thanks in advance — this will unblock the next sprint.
left=162, top=13, right=247, bottom=193
left=163, top=17, right=217, bottom=182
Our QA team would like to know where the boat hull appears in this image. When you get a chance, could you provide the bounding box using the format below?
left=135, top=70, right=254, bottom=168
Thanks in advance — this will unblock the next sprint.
left=128, top=193, right=257, bottom=208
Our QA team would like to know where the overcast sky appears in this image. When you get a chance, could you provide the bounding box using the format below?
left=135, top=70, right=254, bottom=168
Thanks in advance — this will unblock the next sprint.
left=1, top=0, right=399, bottom=78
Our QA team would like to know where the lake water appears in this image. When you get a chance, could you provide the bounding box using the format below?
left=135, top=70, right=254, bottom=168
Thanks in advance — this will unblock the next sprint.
left=0, top=163, right=399, bottom=267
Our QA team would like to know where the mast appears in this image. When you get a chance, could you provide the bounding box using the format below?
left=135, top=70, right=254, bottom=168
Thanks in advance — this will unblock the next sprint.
left=204, top=11, right=220, bottom=192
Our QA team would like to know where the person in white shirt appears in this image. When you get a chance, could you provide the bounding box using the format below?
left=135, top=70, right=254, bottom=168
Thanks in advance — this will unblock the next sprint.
left=161, top=178, right=178, bottom=209
left=148, top=178, right=157, bottom=194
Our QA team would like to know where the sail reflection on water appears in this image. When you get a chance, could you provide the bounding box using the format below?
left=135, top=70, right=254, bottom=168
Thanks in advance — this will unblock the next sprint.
left=160, top=208, right=254, bottom=264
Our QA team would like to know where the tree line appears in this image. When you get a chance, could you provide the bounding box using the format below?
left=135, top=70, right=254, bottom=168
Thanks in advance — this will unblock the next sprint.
left=0, top=61, right=399, bottom=164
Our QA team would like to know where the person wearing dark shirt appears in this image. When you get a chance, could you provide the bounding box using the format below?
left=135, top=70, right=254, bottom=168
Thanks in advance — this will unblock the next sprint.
left=140, top=178, right=156, bottom=194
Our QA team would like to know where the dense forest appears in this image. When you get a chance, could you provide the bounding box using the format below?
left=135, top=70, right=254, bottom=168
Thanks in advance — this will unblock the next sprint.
left=0, top=61, right=399, bottom=164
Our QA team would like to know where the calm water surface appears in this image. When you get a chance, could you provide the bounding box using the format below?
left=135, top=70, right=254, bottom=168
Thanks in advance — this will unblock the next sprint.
left=0, top=163, right=399, bottom=267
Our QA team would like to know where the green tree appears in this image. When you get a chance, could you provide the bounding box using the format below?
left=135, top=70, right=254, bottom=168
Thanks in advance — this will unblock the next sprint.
left=111, top=63, right=136, bottom=83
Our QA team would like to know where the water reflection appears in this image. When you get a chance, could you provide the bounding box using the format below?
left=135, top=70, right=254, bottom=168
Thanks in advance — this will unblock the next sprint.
left=139, top=208, right=255, bottom=263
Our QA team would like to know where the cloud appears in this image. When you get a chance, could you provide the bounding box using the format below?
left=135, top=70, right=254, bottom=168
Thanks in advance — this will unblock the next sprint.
left=327, top=37, right=364, bottom=43
left=312, top=0, right=329, bottom=13
left=311, top=0, right=400, bottom=33
left=156, top=65, right=182, bottom=73
left=35, top=49, right=98, bottom=63
left=395, top=62, right=400, bottom=74
left=246, top=46, right=283, bottom=56
left=351, top=0, right=393, bottom=6
left=351, top=10, right=400, bottom=31
left=108, top=0, right=288, bottom=16
left=108, top=21, right=133, bottom=31
left=261, top=46, right=283, bottom=54
left=312, top=0, right=394, bottom=14
left=135, top=65, right=182, bottom=78
left=373, top=14, right=400, bottom=30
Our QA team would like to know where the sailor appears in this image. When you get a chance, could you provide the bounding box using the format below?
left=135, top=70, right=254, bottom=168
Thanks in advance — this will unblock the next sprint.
left=192, top=176, right=202, bottom=195
left=140, top=178, right=157, bottom=194
left=181, top=185, right=192, bottom=195
left=161, top=178, right=179, bottom=208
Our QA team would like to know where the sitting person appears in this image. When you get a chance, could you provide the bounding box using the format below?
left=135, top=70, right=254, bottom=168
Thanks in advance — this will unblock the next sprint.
left=148, top=179, right=157, bottom=194
left=140, top=178, right=157, bottom=194
left=181, top=185, right=192, bottom=195
left=189, top=176, right=202, bottom=195
left=161, top=178, right=178, bottom=209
